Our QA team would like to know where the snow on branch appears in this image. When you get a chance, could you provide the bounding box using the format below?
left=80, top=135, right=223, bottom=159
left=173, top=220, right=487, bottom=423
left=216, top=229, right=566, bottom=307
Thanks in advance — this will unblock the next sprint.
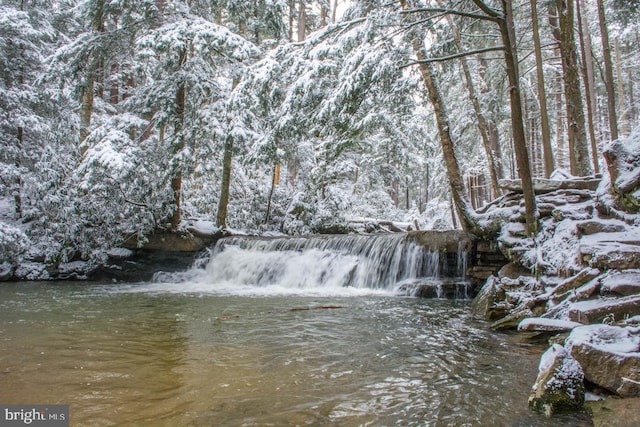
left=400, top=46, right=505, bottom=68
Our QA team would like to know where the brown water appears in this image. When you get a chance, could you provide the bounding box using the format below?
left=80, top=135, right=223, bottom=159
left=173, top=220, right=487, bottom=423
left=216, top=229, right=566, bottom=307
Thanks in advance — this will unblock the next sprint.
left=0, top=282, right=590, bottom=426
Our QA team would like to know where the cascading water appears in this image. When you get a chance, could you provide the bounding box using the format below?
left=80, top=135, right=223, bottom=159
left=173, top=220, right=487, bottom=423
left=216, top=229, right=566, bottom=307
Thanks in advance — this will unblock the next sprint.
left=157, top=234, right=470, bottom=297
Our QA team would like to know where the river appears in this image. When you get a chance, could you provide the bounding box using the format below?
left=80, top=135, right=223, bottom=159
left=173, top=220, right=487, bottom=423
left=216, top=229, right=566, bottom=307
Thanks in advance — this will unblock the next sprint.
left=0, top=281, right=590, bottom=426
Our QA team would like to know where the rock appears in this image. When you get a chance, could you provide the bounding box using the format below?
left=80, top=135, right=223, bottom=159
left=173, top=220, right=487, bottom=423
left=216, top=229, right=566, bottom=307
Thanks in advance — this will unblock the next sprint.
left=55, top=260, right=94, bottom=280
left=566, top=325, right=640, bottom=397
left=580, top=242, right=640, bottom=270
left=106, top=247, right=135, bottom=260
left=602, top=127, right=640, bottom=212
left=518, top=318, right=583, bottom=333
left=498, top=262, right=532, bottom=279
left=124, top=230, right=218, bottom=252
left=586, top=396, right=640, bottom=427
left=492, top=306, right=541, bottom=331
left=395, top=280, right=470, bottom=299
left=0, top=262, right=14, bottom=281
left=576, top=219, right=627, bottom=236
left=471, top=276, right=508, bottom=321
left=568, top=295, right=640, bottom=324
left=466, top=265, right=498, bottom=283
left=407, top=230, right=474, bottom=253
left=529, top=344, right=585, bottom=416
left=550, top=277, right=602, bottom=306
left=601, top=270, right=640, bottom=297
left=549, top=268, right=601, bottom=299
left=499, top=177, right=601, bottom=194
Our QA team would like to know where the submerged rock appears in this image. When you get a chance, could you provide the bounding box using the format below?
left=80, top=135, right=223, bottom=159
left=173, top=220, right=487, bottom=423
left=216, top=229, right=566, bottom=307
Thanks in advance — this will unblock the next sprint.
left=529, top=344, right=585, bottom=416
left=587, top=396, right=640, bottom=427
left=566, top=325, right=640, bottom=398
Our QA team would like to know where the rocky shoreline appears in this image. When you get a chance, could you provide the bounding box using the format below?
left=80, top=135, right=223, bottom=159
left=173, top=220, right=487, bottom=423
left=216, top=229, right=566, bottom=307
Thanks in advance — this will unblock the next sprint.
left=469, top=134, right=640, bottom=425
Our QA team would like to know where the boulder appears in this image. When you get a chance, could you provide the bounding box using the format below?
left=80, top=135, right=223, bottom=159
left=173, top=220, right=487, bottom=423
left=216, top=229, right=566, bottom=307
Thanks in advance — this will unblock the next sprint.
left=549, top=268, right=601, bottom=299
left=529, top=344, right=585, bottom=416
left=518, top=318, right=583, bottom=333
left=566, top=325, right=640, bottom=397
left=601, top=270, right=640, bottom=297
left=576, top=219, right=627, bottom=236
left=407, top=229, right=474, bottom=253
left=602, top=127, right=640, bottom=212
left=471, top=276, right=508, bottom=321
left=580, top=242, right=640, bottom=270
left=568, top=295, right=640, bottom=324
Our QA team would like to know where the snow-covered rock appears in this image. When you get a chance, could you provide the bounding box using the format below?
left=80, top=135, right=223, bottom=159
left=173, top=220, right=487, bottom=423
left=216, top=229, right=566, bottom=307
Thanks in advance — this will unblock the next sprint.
left=529, top=344, right=585, bottom=416
left=602, top=126, right=640, bottom=213
left=568, top=295, right=640, bottom=324
left=518, top=318, right=583, bottom=333
left=601, top=269, right=640, bottom=297
left=566, top=325, right=640, bottom=397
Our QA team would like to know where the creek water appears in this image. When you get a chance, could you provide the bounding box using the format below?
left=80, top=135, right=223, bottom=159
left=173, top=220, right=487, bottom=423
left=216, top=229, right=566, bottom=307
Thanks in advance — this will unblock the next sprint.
left=0, top=235, right=591, bottom=426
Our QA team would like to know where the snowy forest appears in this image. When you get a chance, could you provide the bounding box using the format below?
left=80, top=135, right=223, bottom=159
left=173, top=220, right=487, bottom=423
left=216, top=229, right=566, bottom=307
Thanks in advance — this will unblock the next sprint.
left=1, top=0, right=639, bottom=267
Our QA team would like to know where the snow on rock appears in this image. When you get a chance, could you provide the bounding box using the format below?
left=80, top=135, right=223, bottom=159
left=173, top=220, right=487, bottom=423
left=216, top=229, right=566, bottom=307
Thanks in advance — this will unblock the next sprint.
left=186, top=220, right=220, bottom=237
left=548, top=267, right=601, bottom=301
left=14, top=262, right=50, bottom=281
left=529, top=343, right=585, bottom=416
left=107, top=247, right=134, bottom=260
left=578, top=226, right=640, bottom=270
left=566, top=325, right=640, bottom=397
left=568, top=295, right=640, bottom=324
left=576, top=218, right=628, bottom=236
left=601, top=126, right=640, bottom=214
left=601, top=269, right=640, bottom=297
left=518, top=318, right=583, bottom=332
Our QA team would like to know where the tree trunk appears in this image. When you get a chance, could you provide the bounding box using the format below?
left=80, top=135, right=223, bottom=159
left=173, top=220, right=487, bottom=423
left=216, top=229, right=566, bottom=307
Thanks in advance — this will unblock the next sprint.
left=597, top=0, right=619, bottom=142
left=216, top=78, right=241, bottom=228
left=411, top=38, right=482, bottom=236
left=79, top=77, right=94, bottom=149
left=530, top=0, right=555, bottom=177
left=170, top=48, right=187, bottom=230
left=216, top=136, right=233, bottom=228
left=551, top=0, right=591, bottom=177
left=614, top=39, right=627, bottom=136
left=79, top=0, right=106, bottom=148
left=331, top=0, right=338, bottom=24
left=577, top=0, right=600, bottom=174
left=496, top=0, right=538, bottom=235
left=441, top=7, right=501, bottom=198
left=109, top=62, right=119, bottom=106
left=297, top=1, right=306, bottom=42
left=553, top=49, right=567, bottom=170
left=477, top=57, right=504, bottom=180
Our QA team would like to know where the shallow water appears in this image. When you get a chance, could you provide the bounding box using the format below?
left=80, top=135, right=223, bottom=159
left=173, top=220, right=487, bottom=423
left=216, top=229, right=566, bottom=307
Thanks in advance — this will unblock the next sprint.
left=0, top=282, right=590, bottom=426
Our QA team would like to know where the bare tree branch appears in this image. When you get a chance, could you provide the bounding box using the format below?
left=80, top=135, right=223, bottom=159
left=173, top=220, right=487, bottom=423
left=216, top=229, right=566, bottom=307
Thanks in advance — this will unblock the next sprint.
left=470, top=0, right=503, bottom=19
left=400, top=46, right=505, bottom=68
left=400, top=7, right=500, bottom=22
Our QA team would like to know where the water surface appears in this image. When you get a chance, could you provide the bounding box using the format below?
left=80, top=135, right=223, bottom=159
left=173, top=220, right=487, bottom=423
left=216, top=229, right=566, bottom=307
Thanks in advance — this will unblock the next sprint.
left=0, top=282, right=589, bottom=426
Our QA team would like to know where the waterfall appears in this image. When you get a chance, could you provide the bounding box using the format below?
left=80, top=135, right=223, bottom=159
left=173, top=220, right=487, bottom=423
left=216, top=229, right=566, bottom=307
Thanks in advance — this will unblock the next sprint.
left=157, top=234, right=469, bottom=296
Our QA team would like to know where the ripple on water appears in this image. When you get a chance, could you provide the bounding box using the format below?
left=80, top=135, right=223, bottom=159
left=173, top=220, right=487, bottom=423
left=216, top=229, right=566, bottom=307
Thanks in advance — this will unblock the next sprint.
left=0, top=283, right=591, bottom=426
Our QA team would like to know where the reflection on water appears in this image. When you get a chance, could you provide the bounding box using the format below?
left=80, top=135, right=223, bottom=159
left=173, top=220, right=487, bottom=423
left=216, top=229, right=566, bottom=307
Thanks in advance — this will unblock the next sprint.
left=0, top=282, right=589, bottom=426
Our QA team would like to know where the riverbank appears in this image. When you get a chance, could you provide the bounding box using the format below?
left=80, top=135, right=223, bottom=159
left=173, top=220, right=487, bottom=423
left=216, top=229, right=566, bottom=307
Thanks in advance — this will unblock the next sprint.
left=469, top=134, right=640, bottom=424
